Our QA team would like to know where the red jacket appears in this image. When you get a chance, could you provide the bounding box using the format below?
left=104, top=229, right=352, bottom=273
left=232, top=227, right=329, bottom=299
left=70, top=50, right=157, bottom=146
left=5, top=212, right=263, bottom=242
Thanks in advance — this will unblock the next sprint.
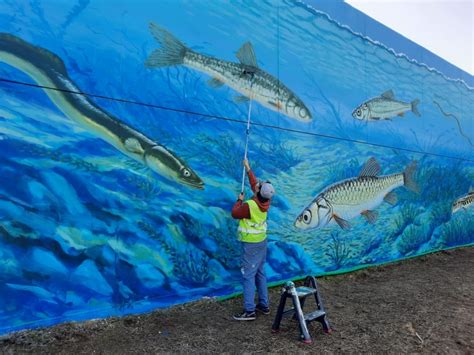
left=231, top=170, right=271, bottom=219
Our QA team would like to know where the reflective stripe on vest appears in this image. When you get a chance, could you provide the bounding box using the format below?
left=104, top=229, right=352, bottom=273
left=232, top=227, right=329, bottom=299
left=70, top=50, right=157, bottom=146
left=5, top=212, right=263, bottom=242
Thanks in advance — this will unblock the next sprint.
left=238, top=199, right=267, bottom=243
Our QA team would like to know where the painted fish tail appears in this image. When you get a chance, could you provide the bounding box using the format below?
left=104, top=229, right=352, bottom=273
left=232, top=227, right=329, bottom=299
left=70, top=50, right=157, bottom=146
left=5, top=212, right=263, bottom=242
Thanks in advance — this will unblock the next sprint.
left=403, top=161, right=419, bottom=193
left=145, top=22, right=187, bottom=68
left=411, top=99, right=421, bottom=117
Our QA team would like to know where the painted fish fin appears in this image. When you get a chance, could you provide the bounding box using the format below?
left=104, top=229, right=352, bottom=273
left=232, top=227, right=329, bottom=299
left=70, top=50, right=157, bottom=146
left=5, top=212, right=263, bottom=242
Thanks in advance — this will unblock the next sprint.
left=269, top=100, right=283, bottom=109
left=403, top=161, right=419, bottom=193
left=233, top=95, right=250, bottom=103
left=145, top=22, right=187, bottom=68
left=359, top=157, right=381, bottom=177
left=381, top=90, right=395, bottom=99
left=236, top=42, right=258, bottom=68
left=124, top=138, right=145, bottom=154
left=411, top=99, right=421, bottom=117
left=333, top=214, right=351, bottom=230
left=361, top=210, right=379, bottom=224
left=208, top=77, right=224, bottom=88
left=383, top=192, right=398, bottom=205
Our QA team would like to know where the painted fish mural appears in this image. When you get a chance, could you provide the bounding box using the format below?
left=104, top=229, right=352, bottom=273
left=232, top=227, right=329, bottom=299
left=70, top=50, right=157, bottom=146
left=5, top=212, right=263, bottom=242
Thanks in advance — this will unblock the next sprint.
left=352, top=90, right=420, bottom=121
left=294, top=157, right=419, bottom=230
left=0, top=33, right=204, bottom=189
left=0, top=0, right=473, bottom=338
left=452, top=188, right=474, bottom=213
left=145, top=22, right=312, bottom=122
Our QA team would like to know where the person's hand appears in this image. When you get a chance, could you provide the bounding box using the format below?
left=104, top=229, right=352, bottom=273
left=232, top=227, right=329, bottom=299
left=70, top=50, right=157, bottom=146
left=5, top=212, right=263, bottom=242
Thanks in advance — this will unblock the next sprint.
left=243, top=159, right=250, bottom=172
left=238, top=192, right=244, bottom=201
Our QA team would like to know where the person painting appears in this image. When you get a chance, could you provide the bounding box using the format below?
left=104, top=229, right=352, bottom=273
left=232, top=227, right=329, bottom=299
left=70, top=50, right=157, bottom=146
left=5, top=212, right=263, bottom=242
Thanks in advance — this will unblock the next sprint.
left=231, top=159, right=275, bottom=321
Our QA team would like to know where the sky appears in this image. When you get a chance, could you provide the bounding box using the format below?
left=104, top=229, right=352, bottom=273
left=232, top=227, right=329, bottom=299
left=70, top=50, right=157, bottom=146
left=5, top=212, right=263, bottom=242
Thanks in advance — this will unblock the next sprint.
left=345, top=0, right=474, bottom=75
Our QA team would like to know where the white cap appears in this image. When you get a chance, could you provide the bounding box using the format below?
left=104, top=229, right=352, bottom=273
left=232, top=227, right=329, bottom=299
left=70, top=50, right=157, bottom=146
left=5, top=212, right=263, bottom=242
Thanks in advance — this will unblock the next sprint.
left=260, top=182, right=275, bottom=199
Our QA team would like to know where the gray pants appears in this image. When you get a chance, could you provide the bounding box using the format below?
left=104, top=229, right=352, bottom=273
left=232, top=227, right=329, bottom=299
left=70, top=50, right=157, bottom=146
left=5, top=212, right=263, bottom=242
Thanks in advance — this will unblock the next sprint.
left=240, top=239, right=269, bottom=312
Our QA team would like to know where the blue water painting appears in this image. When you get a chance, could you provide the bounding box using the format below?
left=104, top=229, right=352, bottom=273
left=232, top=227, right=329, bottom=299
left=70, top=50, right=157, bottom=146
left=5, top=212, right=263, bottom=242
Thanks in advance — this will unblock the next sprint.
left=0, top=0, right=472, bottom=334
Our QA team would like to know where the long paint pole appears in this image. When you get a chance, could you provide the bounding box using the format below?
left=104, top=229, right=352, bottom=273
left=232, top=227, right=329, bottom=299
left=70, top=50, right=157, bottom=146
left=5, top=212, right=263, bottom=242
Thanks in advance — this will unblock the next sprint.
left=241, top=97, right=253, bottom=193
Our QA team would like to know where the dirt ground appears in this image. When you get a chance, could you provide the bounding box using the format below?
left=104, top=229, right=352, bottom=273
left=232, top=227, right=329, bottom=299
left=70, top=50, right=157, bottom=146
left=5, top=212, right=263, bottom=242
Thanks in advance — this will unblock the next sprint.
left=1, top=247, right=473, bottom=354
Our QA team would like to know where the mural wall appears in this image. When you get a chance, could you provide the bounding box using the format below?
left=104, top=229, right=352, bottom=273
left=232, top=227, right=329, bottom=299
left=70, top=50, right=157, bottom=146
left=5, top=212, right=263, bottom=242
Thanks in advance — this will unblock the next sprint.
left=0, top=0, right=473, bottom=334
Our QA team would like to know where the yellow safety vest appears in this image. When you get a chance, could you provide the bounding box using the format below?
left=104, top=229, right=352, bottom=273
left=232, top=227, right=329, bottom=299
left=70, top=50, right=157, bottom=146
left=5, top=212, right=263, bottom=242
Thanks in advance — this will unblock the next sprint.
left=238, top=199, right=267, bottom=243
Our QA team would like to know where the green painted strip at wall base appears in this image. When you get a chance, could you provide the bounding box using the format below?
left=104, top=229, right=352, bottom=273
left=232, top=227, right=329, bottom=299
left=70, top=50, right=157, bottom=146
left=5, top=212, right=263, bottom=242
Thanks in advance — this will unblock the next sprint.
left=218, top=243, right=474, bottom=302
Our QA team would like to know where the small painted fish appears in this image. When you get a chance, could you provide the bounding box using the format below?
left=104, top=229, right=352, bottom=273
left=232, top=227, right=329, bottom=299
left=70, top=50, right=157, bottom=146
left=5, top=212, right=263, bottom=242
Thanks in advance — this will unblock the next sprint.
left=452, top=188, right=474, bottom=213
left=294, top=158, right=419, bottom=230
left=352, top=90, right=420, bottom=121
left=145, top=23, right=312, bottom=121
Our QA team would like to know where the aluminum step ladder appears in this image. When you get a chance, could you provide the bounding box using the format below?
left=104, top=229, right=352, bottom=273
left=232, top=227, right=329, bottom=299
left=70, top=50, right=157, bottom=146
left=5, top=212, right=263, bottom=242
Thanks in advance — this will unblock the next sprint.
left=271, top=276, right=331, bottom=344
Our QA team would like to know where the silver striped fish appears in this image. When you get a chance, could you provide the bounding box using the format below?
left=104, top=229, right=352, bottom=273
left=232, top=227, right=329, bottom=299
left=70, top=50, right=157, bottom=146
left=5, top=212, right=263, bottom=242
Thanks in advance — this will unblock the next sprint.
left=295, top=158, right=419, bottom=230
left=145, top=23, right=311, bottom=122
left=452, top=188, right=474, bottom=213
left=352, top=90, right=420, bottom=121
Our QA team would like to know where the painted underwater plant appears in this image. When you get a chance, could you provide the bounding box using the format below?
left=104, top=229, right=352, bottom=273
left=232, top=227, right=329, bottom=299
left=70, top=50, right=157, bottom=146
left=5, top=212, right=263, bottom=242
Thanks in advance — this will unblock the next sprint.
left=352, top=90, right=420, bottom=121
left=440, top=214, right=474, bottom=247
left=145, top=22, right=312, bottom=122
left=396, top=224, right=431, bottom=256
left=324, top=230, right=352, bottom=270
left=294, top=157, right=419, bottom=230
left=0, top=33, right=204, bottom=189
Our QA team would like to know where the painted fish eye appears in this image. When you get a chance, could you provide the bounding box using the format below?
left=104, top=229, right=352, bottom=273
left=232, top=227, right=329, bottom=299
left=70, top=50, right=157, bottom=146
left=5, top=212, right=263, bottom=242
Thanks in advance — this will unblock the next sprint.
left=182, top=169, right=191, bottom=178
left=299, top=107, right=308, bottom=119
left=356, top=109, right=361, bottom=116
left=302, top=210, right=312, bottom=224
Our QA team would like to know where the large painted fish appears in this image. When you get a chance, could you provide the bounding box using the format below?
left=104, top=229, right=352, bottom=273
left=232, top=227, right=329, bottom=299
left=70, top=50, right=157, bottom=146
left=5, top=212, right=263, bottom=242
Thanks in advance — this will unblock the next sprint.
left=145, top=23, right=312, bottom=122
left=352, top=90, right=420, bottom=121
left=294, top=158, right=419, bottom=230
left=0, top=33, right=204, bottom=189
left=452, top=188, right=474, bottom=213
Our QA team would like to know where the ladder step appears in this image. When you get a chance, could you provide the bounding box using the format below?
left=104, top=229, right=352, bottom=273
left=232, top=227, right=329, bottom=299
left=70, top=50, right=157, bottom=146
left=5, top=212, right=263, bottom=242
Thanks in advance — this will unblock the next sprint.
left=295, top=286, right=317, bottom=298
left=304, top=310, right=326, bottom=322
left=282, top=308, right=295, bottom=318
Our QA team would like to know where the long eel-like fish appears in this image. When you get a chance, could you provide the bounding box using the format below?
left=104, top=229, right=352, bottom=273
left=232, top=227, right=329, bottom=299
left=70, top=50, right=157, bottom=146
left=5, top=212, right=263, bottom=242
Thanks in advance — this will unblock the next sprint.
left=0, top=33, right=204, bottom=189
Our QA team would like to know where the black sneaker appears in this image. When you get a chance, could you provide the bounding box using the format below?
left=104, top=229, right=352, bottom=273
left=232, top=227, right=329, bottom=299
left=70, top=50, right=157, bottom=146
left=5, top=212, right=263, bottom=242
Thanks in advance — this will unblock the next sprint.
left=256, top=304, right=270, bottom=315
left=233, top=310, right=256, bottom=321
